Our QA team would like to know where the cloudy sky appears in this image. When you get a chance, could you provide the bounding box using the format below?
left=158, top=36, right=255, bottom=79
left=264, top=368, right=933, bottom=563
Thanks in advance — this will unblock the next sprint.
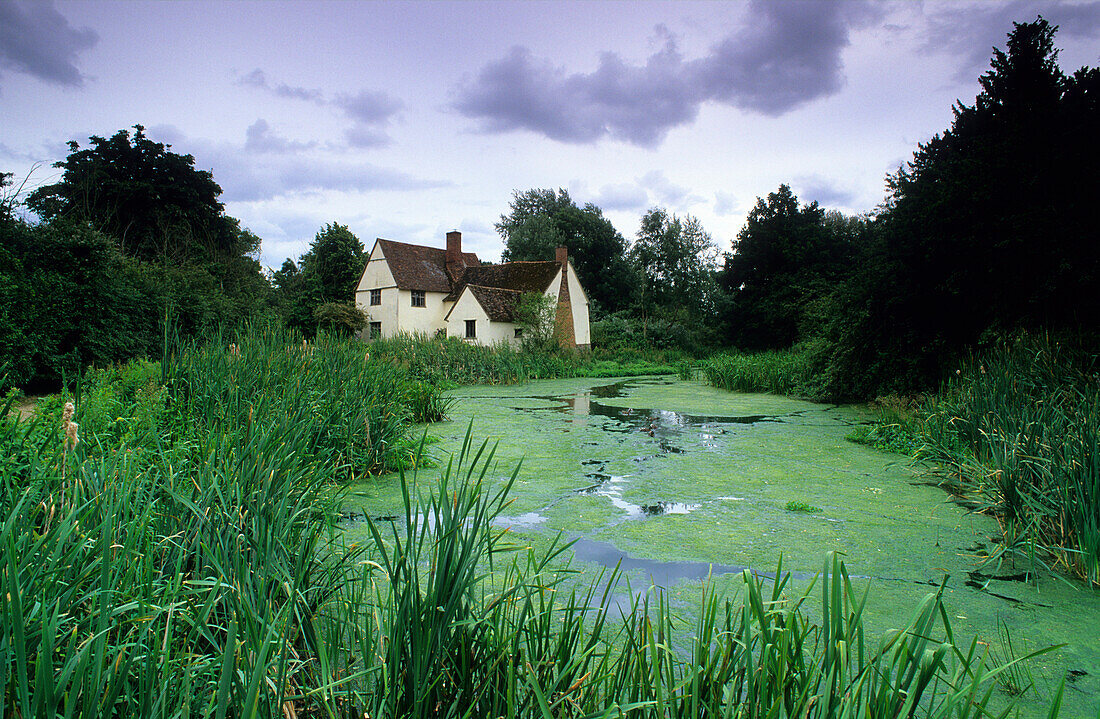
left=2, top=0, right=1098, bottom=266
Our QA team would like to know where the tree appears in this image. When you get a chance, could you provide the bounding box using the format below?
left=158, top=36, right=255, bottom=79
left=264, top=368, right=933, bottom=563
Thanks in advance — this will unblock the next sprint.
left=721, top=185, right=857, bottom=350
left=27, top=125, right=250, bottom=264
left=299, top=223, right=365, bottom=304
left=292, top=223, right=365, bottom=335
left=817, top=17, right=1100, bottom=397
left=630, top=208, right=719, bottom=321
left=314, top=302, right=368, bottom=337
left=496, top=189, right=636, bottom=313
left=512, top=291, right=557, bottom=352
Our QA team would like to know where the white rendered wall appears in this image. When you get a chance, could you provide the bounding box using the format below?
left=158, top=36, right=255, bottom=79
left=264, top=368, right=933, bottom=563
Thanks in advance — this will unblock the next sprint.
left=355, top=244, right=398, bottom=337
left=566, top=262, right=591, bottom=347
left=445, top=289, right=519, bottom=346
left=394, top=289, right=450, bottom=335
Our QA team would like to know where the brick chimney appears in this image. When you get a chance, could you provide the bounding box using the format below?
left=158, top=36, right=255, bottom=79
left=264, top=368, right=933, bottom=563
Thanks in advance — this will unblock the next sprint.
left=554, top=246, right=574, bottom=348
left=446, top=230, right=464, bottom=277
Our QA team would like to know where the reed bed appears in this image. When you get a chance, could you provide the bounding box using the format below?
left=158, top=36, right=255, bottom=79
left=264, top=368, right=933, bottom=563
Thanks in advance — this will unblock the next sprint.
left=367, top=333, right=681, bottom=387
left=917, top=337, right=1100, bottom=585
left=0, top=328, right=1055, bottom=716
left=368, top=333, right=584, bottom=386
left=701, top=347, right=820, bottom=398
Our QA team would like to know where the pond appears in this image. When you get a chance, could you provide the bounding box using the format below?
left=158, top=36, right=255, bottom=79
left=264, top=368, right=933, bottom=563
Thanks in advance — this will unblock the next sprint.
left=348, top=375, right=1100, bottom=718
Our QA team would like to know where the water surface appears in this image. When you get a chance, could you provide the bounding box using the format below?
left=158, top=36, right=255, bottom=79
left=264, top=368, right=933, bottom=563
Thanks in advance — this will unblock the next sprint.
left=349, top=376, right=1100, bottom=717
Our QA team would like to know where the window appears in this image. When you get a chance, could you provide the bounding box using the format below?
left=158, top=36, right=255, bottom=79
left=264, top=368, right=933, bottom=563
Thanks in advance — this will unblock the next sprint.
left=514, top=328, right=523, bottom=338
left=465, top=319, right=476, bottom=339
left=369, top=321, right=381, bottom=339
left=369, top=289, right=381, bottom=306
left=411, top=290, right=426, bottom=307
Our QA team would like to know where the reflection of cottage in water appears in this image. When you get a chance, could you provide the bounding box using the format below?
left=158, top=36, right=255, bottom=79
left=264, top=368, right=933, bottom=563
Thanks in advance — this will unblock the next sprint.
left=354, top=230, right=590, bottom=348
left=571, top=392, right=589, bottom=425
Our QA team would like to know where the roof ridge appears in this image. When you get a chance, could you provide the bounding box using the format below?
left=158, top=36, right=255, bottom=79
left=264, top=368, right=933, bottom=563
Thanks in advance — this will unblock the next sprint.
left=467, top=284, right=525, bottom=293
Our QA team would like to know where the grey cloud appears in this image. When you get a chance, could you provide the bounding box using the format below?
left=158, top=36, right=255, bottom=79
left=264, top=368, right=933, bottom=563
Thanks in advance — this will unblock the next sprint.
left=237, top=68, right=324, bottom=103
left=639, top=170, right=704, bottom=209
left=453, top=40, right=698, bottom=146
left=794, top=175, right=856, bottom=207
left=714, top=190, right=737, bottom=217
left=147, top=123, right=446, bottom=203
left=344, top=126, right=392, bottom=148
left=921, top=1, right=1100, bottom=83
left=453, top=0, right=880, bottom=146
left=0, top=141, right=40, bottom=162
left=0, top=0, right=97, bottom=87
left=244, top=119, right=317, bottom=154
left=334, top=90, right=404, bottom=125
left=238, top=70, right=403, bottom=148
left=695, top=0, right=881, bottom=116
left=590, top=183, right=650, bottom=211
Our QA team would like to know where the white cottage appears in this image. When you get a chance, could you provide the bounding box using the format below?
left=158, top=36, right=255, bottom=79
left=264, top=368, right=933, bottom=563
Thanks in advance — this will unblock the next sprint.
left=354, top=231, right=590, bottom=348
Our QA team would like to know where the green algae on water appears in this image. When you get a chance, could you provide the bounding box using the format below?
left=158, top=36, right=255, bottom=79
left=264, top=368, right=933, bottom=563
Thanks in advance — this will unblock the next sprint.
left=347, top=375, right=1100, bottom=719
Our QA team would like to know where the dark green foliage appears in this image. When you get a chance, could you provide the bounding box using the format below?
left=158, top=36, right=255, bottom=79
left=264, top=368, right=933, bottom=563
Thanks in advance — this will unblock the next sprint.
left=299, top=222, right=365, bottom=304
left=722, top=186, right=859, bottom=351
left=26, top=125, right=253, bottom=265
left=497, top=188, right=637, bottom=313
left=313, top=301, right=368, bottom=337
left=817, top=18, right=1100, bottom=398
left=0, top=219, right=164, bottom=388
left=285, top=223, right=366, bottom=335
left=591, top=310, right=717, bottom=355
left=3, top=128, right=274, bottom=391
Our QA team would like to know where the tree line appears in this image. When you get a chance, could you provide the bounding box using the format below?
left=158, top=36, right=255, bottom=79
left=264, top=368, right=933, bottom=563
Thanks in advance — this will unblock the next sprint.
left=499, top=17, right=1098, bottom=399
left=0, top=126, right=366, bottom=390
left=3, top=17, right=1095, bottom=400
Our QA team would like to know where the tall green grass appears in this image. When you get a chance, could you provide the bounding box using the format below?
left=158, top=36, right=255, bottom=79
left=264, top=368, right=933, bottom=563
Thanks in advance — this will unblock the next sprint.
left=701, top=346, right=822, bottom=398
left=367, top=333, right=682, bottom=387
left=368, top=333, right=584, bottom=386
left=918, top=337, right=1100, bottom=585
left=0, top=329, right=1058, bottom=716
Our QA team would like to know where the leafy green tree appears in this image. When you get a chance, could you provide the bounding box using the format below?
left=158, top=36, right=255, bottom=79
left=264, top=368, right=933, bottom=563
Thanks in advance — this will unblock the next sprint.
left=721, top=185, right=857, bottom=350
left=27, top=125, right=252, bottom=264
left=291, top=223, right=365, bottom=334
left=314, top=302, right=368, bottom=337
left=0, top=219, right=165, bottom=388
left=299, top=223, right=365, bottom=304
left=496, top=188, right=636, bottom=313
left=819, top=17, right=1100, bottom=397
left=630, top=208, right=719, bottom=325
left=513, top=291, right=557, bottom=353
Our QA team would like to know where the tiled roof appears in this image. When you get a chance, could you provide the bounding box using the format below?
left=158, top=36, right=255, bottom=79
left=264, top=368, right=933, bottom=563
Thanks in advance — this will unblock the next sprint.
left=377, top=238, right=479, bottom=292
left=447, top=261, right=561, bottom=301
left=467, top=285, right=525, bottom=322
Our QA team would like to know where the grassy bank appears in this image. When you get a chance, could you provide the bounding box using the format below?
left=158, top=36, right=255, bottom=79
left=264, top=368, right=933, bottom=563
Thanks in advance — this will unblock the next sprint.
left=915, top=338, right=1100, bottom=585
left=828, top=337, right=1100, bottom=587
left=1, top=328, right=1051, bottom=716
